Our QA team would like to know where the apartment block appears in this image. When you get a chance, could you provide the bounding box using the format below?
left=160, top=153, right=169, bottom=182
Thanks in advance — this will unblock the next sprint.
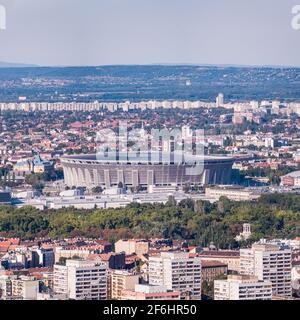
left=0, top=276, right=39, bottom=300
left=240, top=243, right=292, bottom=297
left=214, top=275, right=272, bottom=300
left=11, top=276, right=39, bottom=300
left=53, top=259, right=107, bottom=300
left=108, top=270, right=140, bottom=300
left=149, top=252, right=201, bottom=300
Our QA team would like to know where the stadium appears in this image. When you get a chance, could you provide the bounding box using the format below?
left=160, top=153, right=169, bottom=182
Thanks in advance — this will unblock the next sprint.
left=61, top=152, right=236, bottom=189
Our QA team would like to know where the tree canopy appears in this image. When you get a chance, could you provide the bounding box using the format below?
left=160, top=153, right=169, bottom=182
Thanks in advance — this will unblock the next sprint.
left=0, top=193, right=299, bottom=248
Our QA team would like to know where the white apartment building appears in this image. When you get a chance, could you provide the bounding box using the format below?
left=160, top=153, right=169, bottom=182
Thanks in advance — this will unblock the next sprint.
left=11, top=276, right=39, bottom=300
left=53, top=259, right=107, bottom=300
left=214, top=275, right=272, bottom=300
left=240, top=243, right=292, bottom=297
left=148, top=252, right=202, bottom=300
left=0, top=276, right=39, bottom=300
left=53, top=264, right=69, bottom=296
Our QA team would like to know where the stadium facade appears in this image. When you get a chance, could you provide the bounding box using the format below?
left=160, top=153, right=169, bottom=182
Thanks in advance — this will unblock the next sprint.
left=61, top=153, right=235, bottom=188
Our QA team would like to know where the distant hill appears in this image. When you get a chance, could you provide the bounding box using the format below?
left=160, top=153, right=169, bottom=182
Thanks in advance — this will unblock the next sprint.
left=0, top=61, right=38, bottom=68
left=1, top=64, right=300, bottom=102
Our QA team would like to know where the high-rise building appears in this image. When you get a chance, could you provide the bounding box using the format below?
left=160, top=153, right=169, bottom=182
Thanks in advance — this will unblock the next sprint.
left=149, top=252, right=202, bottom=300
left=240, top=242, right=292, bottom=297
left=216, top=93, right=224, bottom=107
left=214, top=275, right=272, bottom=300
left=53, top=259, right=107, bottom=300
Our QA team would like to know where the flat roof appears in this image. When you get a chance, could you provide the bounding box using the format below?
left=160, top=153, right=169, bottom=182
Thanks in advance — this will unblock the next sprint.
left=61, top=152, right=236, bottom=163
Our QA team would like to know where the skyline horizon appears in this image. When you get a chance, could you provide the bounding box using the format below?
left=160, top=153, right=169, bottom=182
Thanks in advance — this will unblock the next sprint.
left=1, top=61, right=300, bottom=69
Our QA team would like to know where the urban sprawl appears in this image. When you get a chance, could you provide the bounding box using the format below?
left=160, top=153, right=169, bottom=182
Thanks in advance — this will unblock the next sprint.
left=0, top=91, right=300, bottom=301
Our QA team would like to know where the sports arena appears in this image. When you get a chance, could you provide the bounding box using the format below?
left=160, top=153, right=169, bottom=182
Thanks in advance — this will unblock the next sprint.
left=61, top=152, right=236, bottom=189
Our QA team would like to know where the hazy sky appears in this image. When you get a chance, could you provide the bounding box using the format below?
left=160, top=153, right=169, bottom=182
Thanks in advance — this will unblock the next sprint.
left=0, top=0, right=300, bottom=66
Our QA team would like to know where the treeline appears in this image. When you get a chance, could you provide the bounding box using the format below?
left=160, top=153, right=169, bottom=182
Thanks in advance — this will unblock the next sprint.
left=0, top=194, right=299, bottom=249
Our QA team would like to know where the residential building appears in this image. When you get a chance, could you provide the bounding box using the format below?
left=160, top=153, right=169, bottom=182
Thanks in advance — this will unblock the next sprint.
left=240, top=242, right=292, bottom=297
left=0, top=275, right=39, bottom=300
left=11, top=276, right=39, bottom=300
left=108, top=270, right=140, bottom=300
left=115, top=239, right=149, bottom=256
left=214, top=275, right=272, bottom=300
left=201, top=260, right=228, bottom=283
left=53, top=259, right=107, bottom=300
left=121, top=284, right=181, bottom=300
left=197, top=250, right=240, bottom=272
left=149, top=252, right=201, bottom=300
left=216, top=93, right=224, bottom=107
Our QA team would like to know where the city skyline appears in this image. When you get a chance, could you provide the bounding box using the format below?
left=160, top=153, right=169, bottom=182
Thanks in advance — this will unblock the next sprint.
left=0, top=0, right=300, bottom=305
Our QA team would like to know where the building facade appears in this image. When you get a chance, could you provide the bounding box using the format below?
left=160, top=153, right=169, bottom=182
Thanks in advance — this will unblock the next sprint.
left=115, top=240, right=149, bottom=256
left=53, top=259, right=107, bottom=300
left=108, top=270, right=140, bottom=300
left=240, top=243, right=292, bottom=297
left=149, top=252, right=202, bottom=300
left=214, top=275, right=272, bottom=300
left=205, top=187, right=261, bottom=202
left=61, top=154, right=235, bottom=189
left=0, top=276, right=39, bottom=300
left=201, top=260, right=228, bottom=283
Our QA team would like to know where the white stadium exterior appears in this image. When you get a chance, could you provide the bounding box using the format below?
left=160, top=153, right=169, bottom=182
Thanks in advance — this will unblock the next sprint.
left=61, top=153, right=236, bottom=189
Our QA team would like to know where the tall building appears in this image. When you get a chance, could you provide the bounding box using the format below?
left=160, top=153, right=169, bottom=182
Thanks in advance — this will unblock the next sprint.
left=53, top=259, right=107, bottom=300
left=149, top=252, right=202, bottom=300
left=240, top=243, right=292, bottom=297
left=33, top=248, right=55, bottom=267
left=11, top=276, right=39, bottom=300
left=216, top=93, right=224, bottom=107
left=0, top=276, right=39, bottom=300
left=214, top=275, right=272, bottom=300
